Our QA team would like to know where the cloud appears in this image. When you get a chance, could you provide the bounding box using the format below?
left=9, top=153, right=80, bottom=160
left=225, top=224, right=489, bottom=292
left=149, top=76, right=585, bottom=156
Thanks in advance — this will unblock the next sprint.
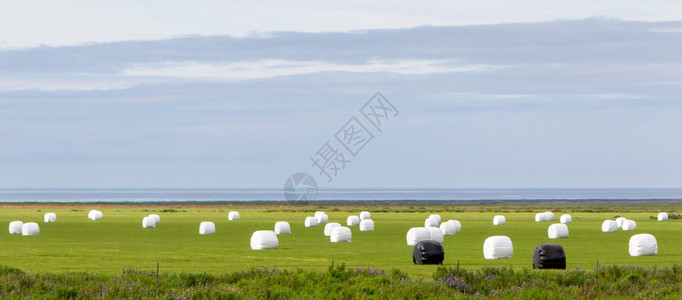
left=2, top=1, right=682, bottom=49
left=122, top=59, right=505, bottom=81
left=2, top=19, right=682, bottom=188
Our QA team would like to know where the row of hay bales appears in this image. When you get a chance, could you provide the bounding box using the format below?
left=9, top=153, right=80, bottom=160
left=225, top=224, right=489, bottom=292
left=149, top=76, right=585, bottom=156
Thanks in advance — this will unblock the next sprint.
left=602, top=217, right=635, bottom=232
left=249, top=211, right=374, bottom=250
left=142, top=214, right=161, bottom=228
left=407, top=214, right=462, bottom=246
left=411, top=211, right=663, bottom=260
left=9, top=212, right=59, bottom=236
left=8, top=221, right=40, bottom=236
left=197, top=211, right=239, bottom=234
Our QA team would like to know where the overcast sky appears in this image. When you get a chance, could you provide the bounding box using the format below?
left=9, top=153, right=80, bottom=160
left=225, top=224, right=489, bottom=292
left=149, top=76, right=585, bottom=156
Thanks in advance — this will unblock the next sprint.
left=1, top=2, right=681, bottom=188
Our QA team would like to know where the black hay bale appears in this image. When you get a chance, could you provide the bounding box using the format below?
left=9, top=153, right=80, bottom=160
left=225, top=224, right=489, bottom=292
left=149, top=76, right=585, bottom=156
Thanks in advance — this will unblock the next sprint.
left=412, top=240, right=444, bottom=265
left=533, top=243, right=566, bottom=269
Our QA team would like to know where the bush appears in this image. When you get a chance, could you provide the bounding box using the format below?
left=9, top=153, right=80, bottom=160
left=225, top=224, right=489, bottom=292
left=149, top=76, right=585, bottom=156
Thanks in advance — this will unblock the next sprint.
left=0, top=264, right=680, bottom=299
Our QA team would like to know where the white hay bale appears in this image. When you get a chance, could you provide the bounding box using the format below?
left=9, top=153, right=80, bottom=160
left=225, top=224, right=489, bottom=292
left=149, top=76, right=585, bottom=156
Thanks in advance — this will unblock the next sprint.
left=544, top=212, right=554, bottom=221
left=535, top=213, right=547, bottom=222
left=148, top=214, right=160, bottom=224
left=622, top=220, right=637, bottom=231
left=347, top=215, right=360, bottom=226
left=228, top=211, right=240, bottom=221
left=359, top=211, right=371, bottom=220
left=250, top=230, right=279, bottom=250
left=424, top=217, right=439, bottom=228
left=88, top=210, right=103, bottom=220
left=493, top=215, right=506, bottom=225
left=145, top=214, right=159, bottom=226
left=274, top=221, right=291, bottom=235
left=44, top=212, right=57, bottom=223
left=359, top=219, right=374, bottom=231
left=429, top=214, right=441, bottom=224
left=548, top=223, right=569, bottom=239
left=615, top=217, right=627, bottom=228
left=314, top=211, right=328, bottom=224
left=427, top=227, right=444, bottom=243
left=560, top=214, right=572, bottom=224
left=448, top=220, right=462, bottom=232
left=406, top=227, right=430, bottom=246
left=330, top=226, right=352, bottom=243
left=658, top=212, right=668, bottom=221
left=483, top=236, right=513, bottom=259
left=324, top=222, right=341, bottom=236
left=199, top=221, right=216, bottom=234
left=142, top=217, right=156, bottom=228
left=9, top=221, right=23, bottom=234
left=21, top=222, right=40, bottom=236
left=629, top=233, right=657, bottom=256
left=440, top=221, right=456, bottom=235
left=602, top=220, right=618, bottom=232
left=305, top=216, right=319, bottom=227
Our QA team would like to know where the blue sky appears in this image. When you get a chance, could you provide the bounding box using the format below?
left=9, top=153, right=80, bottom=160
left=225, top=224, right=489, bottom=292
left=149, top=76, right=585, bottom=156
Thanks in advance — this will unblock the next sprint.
left=1, top=2, right=681, bottom=188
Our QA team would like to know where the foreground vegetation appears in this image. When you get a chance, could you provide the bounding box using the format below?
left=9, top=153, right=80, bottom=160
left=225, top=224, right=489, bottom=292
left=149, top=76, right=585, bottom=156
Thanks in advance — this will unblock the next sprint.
left=1, top=263, right=681, bottom=299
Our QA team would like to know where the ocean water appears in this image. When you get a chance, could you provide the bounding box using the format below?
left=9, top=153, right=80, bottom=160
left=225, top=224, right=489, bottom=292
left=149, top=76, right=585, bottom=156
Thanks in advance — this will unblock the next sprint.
left=0, top=188, right=681, bottom=203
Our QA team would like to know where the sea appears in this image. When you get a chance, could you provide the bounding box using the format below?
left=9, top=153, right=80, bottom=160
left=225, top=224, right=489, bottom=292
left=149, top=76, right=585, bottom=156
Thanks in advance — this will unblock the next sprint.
left=1, top=188, right=681, bottom=203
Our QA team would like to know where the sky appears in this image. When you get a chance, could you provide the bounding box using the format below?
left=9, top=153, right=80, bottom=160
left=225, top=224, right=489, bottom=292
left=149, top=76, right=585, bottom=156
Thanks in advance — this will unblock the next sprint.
left=1, top=2, right=682, bottom=189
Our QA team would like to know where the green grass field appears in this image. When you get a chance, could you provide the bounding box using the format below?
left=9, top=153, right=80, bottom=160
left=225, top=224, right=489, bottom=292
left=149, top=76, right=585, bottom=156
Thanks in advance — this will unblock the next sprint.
left=1, top=203, right=680, bottom=279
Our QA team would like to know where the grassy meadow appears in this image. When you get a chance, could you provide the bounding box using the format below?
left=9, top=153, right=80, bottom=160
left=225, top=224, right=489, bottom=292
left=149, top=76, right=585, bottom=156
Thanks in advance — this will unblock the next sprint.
left=1, top=201, right=680, bottom=279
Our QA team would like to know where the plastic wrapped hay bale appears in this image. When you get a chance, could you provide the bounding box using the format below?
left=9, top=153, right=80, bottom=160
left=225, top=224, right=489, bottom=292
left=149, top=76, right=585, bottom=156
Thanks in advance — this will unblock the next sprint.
left=483, top=236, right=513, bottom=259
left=324, top=223, right=341, bottom=236
left=359, top=211, right=371, bottom=220
left=448, top=220, right=462, bottom=232
left=427, top=227, right=444, bottom=243
left=21, top=222, right=40, bottom=236
left=250, top=230, right=279, bottom=250
left=347, top=215, right=360, bottom=226
left=274, top=221, right=291, bottom=235
left=535, top=213, right=547, bottom=222
left=148, top=214, right=160, bottom=224
left=533, top=243, right=566, bottom=269
left=493, top=215, right=506, bottom=225
left=142, top=217, right=156, bottom=228
left=44, top=212, right=57, bottom=223
left=548, top=223, right=569, bottom=239
left=228, top=211, right=240, bottom=221
left=658, top=212, right=668, bottom=221
left=145, top=214, right=159, bottom=226
left=424, top=217, right=439, bottom=228
left=9, top=221, right=23, bottom=234
left=406, top=227, right=430, bottom=246
left=304, top=216, right=319, bottom=227
left=429, top=214, right=441, bottom=224
left=560, top=214, right=572, bottom=224
left=440, top=221, right=456, bottom=235
left=622, top=220, right=637, bottom=231
left=359, top=219, right=374, bottom=231
left=330, top=226, right=352, bottom=243
left=88, top=210, right=103, bottom=220
left=615, top=217, right=627, bottom=228
left=314, top=211, right=328, bottom=224
left=629, top=233, right=657, bottom=256
left=199, top=222, right=215, bottom=235
left=412, top=240, right=444, bottom=265
left=544, top=212, right=555, bottom=221
left=602, top=220, right=618, bottom=232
